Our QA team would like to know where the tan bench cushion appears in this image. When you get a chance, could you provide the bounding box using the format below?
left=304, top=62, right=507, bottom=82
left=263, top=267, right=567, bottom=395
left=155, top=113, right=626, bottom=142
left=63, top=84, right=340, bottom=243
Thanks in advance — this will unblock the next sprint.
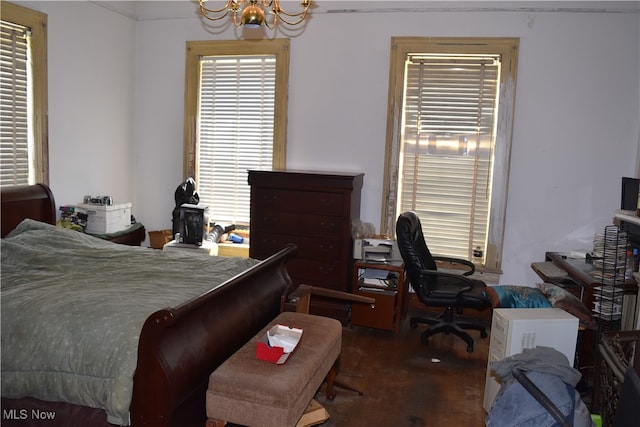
left=206, top=312, right=342, bottom=427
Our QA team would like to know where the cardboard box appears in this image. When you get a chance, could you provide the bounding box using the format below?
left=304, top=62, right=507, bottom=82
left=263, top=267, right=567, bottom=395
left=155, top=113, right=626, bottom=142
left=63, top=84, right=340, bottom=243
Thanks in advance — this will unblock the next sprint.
left=296, top=399, right=329, bottom=427
left=149, top=229, right=173, bottom=249
left=256, top=324, right=303, bottom=364
left=77, top=203, right=132, bottom=234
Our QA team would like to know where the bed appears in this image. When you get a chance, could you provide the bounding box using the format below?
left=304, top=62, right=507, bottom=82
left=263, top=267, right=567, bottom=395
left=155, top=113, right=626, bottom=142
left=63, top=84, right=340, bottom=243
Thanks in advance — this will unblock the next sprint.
left=1, top=184, right=298, bottom=427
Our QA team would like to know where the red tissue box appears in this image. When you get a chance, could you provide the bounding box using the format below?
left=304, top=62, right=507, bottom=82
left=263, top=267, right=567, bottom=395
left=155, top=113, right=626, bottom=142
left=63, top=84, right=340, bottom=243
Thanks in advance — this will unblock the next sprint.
left=256, top=324, right=303, bottom=364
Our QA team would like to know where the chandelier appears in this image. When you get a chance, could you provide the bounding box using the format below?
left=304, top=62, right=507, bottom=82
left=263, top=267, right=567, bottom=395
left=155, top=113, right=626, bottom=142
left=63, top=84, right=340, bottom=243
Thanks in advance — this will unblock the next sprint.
left=197, top=0, right=312, bottom=29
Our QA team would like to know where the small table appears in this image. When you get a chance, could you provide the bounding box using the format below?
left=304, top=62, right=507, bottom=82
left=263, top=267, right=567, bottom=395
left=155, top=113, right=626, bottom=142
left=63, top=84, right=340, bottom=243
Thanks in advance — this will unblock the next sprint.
left=351, top=260, right=408, bottom=334
left=163, top=239, right=217, bottom=255
left=163, top=239, right=250, bottom=258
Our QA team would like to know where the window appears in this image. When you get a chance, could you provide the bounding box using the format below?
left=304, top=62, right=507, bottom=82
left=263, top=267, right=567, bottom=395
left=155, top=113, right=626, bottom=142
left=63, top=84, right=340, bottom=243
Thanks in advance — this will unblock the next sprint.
left=0, top=2, right=48, bottom=187
left=382, top=37, right=519, bottom=278
left=184, top=39, right=289, bottom=225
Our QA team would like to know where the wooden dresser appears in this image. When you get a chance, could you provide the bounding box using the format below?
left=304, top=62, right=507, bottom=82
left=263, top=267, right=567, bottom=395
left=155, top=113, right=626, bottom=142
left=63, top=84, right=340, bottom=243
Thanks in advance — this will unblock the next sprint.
left=248, top=169, right=364, bottom=323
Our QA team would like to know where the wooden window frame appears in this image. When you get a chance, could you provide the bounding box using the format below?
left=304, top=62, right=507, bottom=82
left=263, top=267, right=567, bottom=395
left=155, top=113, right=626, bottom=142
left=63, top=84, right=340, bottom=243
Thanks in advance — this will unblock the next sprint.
left=382, top=37, right=519, bottom=277
left=183, top=38, right=289, bottom=183
left=1, top=1, right=48, bottom=186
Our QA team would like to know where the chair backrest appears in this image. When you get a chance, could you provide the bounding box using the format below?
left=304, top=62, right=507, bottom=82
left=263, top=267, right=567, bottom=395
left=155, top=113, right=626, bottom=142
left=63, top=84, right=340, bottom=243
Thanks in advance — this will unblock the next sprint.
left=395, top=211, right=437, bottom=291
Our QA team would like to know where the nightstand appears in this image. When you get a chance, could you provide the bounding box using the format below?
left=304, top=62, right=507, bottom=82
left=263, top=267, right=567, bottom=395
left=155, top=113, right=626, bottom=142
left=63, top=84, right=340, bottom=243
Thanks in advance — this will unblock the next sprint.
left=94, top=223, right=146, bottom=246
left=351, top=260, right=408, bottom=334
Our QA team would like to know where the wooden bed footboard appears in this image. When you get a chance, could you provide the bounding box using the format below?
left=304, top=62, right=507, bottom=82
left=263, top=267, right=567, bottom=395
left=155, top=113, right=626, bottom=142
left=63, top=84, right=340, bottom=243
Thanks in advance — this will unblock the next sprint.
left=1, top=184, right=299, bottom=427
left=131, top=244, right=296, bottom=427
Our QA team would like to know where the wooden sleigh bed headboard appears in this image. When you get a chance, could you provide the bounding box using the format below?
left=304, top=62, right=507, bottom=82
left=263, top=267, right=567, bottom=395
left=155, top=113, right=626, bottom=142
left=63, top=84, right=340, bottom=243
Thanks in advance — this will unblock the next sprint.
left=1, top=183, right=56, bottom=237
left=1, top=184, right=298, bottom=427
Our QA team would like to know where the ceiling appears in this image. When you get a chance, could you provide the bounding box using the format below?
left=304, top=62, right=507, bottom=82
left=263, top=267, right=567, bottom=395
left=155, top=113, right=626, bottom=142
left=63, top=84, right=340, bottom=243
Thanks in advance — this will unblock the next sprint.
left=89, top=1, right=640, bottom=21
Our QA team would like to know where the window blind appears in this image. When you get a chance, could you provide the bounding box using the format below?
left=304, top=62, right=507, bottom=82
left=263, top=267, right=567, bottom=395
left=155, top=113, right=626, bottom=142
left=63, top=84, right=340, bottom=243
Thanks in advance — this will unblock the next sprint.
left=0, top=21, right=30, bottom=186
left=398, top=54, right=500, bottom=262
left=197, top=55, right=276, bottom=224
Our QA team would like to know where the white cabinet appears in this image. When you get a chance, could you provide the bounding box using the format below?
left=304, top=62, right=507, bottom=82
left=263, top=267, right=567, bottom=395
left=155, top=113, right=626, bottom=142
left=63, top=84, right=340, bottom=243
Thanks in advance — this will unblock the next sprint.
left=483, top=308, right=579, bottom=412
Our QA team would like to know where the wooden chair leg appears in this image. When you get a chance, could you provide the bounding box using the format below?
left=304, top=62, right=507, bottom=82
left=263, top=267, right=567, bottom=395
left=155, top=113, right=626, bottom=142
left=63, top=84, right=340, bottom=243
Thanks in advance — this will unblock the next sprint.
left=205, top=418, right=227, bottom=427
left=325, top=355, right=366, bottom=400
left=325, top=358, right=339, bottom=400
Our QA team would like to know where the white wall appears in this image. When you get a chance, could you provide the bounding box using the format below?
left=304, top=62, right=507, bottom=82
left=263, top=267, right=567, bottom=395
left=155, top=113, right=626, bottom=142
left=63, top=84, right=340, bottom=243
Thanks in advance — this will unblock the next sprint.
left=17, top=1, right=640, bottom=285
left=23, top=1, right=137, bottom=209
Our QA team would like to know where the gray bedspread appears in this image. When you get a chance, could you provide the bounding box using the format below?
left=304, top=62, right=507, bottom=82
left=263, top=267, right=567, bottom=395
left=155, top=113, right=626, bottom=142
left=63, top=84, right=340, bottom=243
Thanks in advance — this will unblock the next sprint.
left=1, top=219, right=259, bottom=425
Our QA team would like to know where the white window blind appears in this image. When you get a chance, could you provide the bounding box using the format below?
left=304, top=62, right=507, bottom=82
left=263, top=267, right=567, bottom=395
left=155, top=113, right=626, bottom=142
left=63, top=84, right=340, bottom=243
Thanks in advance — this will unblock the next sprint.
left=0, top=21, right=31, bottom=186
left=197, top=55, right=276, bottom=224
left=398, top=54, right=501, bottom=262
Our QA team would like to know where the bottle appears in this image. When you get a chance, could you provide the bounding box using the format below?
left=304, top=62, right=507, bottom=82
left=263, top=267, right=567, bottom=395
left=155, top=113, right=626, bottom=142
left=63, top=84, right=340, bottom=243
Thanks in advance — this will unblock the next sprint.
left=472, top=246, right=483, bottom=267
left=228, top=233, right=244, bottom=243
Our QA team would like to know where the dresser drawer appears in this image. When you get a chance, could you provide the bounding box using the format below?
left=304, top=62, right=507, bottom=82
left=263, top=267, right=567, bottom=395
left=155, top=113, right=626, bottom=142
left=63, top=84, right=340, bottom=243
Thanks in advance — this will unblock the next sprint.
left=251, top=212, right=344, bottom=237
left=286, top=259, right=347, bottom=290
left=250, top=233, right=346, bottom=261
left=252, top=189, right=346, bottom=216
left=352, top=285, right=397, bottom=331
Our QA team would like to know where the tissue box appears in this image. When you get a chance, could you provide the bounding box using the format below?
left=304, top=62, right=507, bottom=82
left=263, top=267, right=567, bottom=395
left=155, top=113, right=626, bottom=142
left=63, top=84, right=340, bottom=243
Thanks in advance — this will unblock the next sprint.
left=77, top=203, right=132, bottom=234
left=256, top=324, right=303, bottom=364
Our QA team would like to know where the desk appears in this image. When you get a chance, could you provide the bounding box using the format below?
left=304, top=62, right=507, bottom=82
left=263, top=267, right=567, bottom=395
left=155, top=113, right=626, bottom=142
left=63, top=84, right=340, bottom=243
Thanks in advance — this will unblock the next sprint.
left=534, top=252, right=640, bottom=386
left=543, top=252, right=638, bottom=325
left=351, top=260, right=408, bottom=334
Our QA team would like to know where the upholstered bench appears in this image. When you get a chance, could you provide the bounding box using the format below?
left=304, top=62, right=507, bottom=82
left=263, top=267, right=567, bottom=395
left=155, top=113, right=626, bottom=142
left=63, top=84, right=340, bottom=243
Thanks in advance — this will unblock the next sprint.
left=205, top=311, right=343, bottom=427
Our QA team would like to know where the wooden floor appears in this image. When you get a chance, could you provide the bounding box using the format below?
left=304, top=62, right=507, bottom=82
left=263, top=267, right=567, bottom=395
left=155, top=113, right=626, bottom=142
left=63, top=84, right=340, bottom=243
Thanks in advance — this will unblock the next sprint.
left=313, top=307, right=491, bottom=427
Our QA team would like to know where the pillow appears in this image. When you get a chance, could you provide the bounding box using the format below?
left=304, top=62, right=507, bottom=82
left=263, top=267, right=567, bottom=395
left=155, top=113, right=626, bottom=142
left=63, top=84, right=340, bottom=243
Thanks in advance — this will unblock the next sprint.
left=484, top=285, right=552, bottom=309
left=536, top=282, right=596, bottom=329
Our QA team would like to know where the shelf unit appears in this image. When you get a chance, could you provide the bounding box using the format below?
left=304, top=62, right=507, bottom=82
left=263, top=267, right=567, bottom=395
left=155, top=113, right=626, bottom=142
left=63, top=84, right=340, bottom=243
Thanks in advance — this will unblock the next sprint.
left=351, top=260, right=408, bottom=334
left=592, top=225, right=627, bottom=327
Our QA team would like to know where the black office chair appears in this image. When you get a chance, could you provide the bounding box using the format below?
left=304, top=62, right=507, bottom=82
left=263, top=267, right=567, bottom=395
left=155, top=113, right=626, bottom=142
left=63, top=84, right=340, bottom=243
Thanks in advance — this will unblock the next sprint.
left=395, top=211, right=491, bottom=352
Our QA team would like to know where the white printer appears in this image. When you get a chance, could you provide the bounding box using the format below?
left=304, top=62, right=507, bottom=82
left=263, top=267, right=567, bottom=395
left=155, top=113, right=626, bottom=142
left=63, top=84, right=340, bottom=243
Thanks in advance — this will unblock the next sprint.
left=353, top=238, right=402, bottom=262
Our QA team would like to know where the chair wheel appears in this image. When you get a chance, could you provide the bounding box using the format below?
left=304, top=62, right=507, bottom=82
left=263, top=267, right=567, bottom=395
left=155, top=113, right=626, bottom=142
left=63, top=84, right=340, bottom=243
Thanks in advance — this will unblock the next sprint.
left=410, top=319, right=418, bottom=329
left=480, top=329, right=488, bottom=339
left=420, top=334, right=429, bottom=345
left=467, top=344, right=474, bottom=353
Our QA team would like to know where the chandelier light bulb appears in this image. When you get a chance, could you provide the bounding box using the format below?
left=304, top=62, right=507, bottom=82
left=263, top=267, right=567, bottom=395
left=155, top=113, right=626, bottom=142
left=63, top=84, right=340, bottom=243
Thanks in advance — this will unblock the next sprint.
left=197, top=0, right=312, bottom=30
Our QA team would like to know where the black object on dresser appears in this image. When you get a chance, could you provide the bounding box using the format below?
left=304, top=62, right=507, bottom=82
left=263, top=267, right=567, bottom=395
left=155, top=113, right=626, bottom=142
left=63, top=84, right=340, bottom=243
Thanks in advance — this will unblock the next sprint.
left=248, top=169, right=364, bottom=323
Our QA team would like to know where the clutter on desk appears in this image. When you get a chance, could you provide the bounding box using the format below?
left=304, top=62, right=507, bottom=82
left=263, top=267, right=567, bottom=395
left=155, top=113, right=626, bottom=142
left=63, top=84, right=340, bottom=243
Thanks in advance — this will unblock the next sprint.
left=58, top=200, right=138, bottom=237
left=76, top=202, right=132, bottom=234
left=58, top=205, right=85, bottom=231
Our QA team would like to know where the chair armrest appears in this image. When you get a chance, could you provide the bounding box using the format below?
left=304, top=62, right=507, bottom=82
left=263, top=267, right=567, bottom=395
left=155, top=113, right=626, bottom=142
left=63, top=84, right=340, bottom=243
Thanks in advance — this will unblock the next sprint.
left=432, top=255, right=475, bottom=276
left=283, top=284, right=375, bottom=314
left=416, top=268, right=474, bottom=294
